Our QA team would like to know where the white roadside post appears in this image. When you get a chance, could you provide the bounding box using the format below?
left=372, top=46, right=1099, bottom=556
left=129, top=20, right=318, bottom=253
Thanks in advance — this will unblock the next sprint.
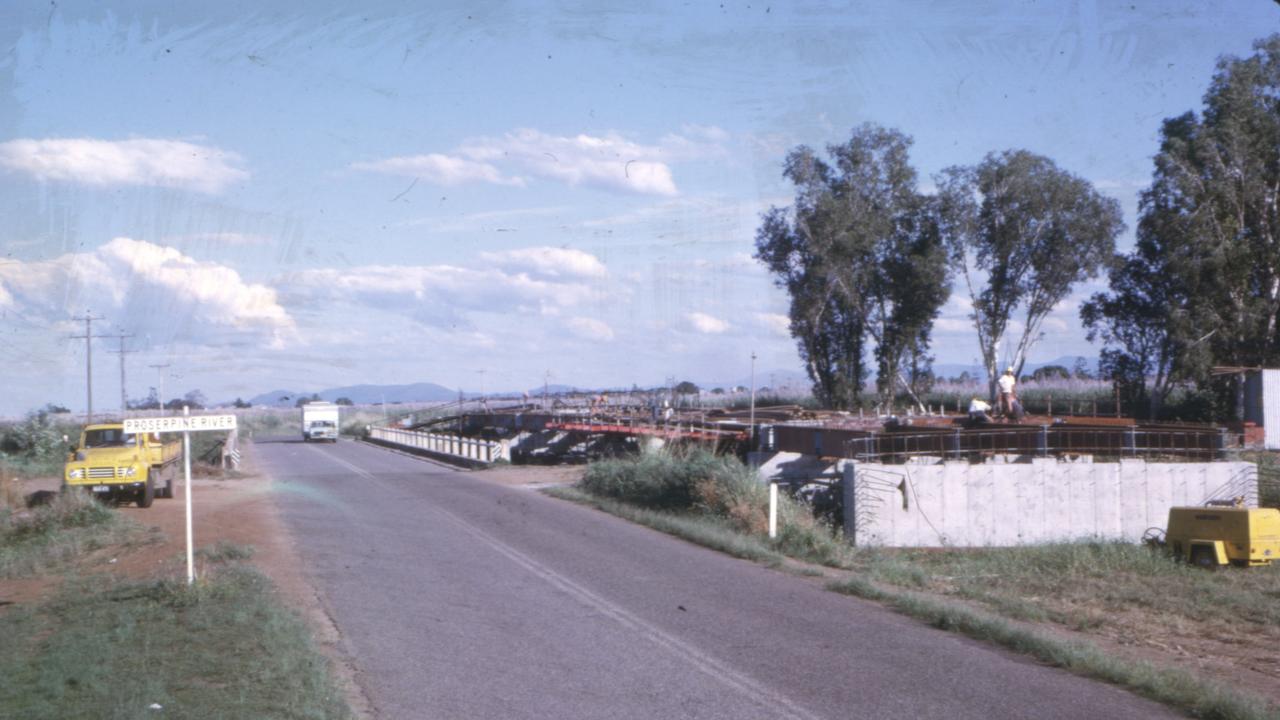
left=768, top=482, right=778, bottom=539
left=183, top=406, right=194, bottom=585
left=125, top=411, right=237, bottom=585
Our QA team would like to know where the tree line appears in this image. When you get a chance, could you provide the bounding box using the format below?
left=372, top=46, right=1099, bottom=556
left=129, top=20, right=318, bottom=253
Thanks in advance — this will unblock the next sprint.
left=756, top=35, right=1280, bottom=422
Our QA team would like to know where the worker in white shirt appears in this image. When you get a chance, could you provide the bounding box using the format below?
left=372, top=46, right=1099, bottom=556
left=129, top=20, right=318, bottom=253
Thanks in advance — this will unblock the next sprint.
left=998, top=367, right=1018, bottom=418
left=968, top=397, right=992, bottom=424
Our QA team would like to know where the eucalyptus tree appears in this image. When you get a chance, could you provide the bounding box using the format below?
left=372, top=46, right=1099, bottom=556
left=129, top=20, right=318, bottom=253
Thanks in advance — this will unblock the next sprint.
left=936, top=151, right=1123, bottom=402
left=1081, top=34, right=1280, bottom=419
left=755, top=124, right=948, bottom=410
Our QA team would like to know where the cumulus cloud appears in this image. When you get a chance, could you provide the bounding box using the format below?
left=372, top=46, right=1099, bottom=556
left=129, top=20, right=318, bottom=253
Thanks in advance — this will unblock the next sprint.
left=480, top=246, right=607, bottom=280
left=0, top=238, right=294, bottom=347
left=357, top=126, right=728, bottom=197
left=567, top=317, right=615, bottom=341
left=687, top=312, right=729, bottom=334
left=280, top=251, right=610, bottom=323
left=0, top=138, right=248, bottom=194
left=460, top=129, right=677, bottom=196
left=351, top=153, right=524, bottom=187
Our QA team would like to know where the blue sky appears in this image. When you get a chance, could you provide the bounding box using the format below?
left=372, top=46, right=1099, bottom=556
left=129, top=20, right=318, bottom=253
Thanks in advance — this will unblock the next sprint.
left=0, top=1, right=1276, bottom=415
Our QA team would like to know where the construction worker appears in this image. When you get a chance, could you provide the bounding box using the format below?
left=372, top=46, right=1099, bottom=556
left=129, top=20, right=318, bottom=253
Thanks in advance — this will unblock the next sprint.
left=998, top=366, right=1017, bottom=418
left=968, top=397, right=992, bottom=425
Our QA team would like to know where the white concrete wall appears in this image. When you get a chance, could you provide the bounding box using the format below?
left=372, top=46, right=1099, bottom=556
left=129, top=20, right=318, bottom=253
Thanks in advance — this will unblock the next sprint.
left=847, top=459, right=1258, bottom=547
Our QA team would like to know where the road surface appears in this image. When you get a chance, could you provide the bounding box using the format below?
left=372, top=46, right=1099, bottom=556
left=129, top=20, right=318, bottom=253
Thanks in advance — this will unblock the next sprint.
left=255, top=438, right=1175, bottom=720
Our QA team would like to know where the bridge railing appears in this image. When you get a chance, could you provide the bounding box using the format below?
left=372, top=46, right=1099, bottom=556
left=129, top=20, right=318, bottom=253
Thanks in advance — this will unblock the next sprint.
left=369, top=426, right=505, bottom=464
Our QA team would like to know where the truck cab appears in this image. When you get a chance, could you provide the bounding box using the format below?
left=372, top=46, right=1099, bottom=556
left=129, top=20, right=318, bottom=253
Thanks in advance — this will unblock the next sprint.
left=301, top=402, right=340, bottom=442
left=64, top=423, right=182, bottom=507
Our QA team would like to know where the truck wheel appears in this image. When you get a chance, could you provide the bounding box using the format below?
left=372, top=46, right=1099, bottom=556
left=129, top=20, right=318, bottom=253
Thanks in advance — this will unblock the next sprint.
left=137, top=478, right=155, bottom=508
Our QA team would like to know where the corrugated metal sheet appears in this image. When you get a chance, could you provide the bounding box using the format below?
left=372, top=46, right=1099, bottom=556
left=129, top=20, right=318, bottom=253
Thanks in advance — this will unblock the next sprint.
left=1263, top=370, right=1280, bottom=450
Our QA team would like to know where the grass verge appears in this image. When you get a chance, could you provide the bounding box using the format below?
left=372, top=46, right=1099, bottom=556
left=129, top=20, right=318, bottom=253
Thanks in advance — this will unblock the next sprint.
left=0, top=491, right=152, bottom=578
left=830, top=577, right=1272, bottom=720
left=547, top=485, right=786, bottom=566
left=0, top=560, right=351, bottom=720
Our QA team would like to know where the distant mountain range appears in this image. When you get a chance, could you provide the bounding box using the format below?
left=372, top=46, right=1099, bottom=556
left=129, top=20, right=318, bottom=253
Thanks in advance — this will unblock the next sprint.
left=246, top=382, right=459, bottom=406
left=233, top=358, right=1097, bottom=407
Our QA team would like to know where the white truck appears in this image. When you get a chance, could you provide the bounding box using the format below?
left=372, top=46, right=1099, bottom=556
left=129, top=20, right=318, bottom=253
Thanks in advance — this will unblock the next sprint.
left=301, top=401, right=340, bottom=442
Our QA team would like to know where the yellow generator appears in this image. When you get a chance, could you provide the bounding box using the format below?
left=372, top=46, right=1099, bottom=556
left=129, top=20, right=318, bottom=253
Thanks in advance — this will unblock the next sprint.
left=1164, top=504, right=1280, bottom=568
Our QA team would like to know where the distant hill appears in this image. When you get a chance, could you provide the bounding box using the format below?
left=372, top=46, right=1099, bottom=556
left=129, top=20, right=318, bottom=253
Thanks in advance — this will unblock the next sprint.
left=246, top=382, right=458, bottom=407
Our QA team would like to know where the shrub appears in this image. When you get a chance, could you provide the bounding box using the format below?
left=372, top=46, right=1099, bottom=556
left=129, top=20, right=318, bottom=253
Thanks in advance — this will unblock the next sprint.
left=580, top=448, right=849, bottom=566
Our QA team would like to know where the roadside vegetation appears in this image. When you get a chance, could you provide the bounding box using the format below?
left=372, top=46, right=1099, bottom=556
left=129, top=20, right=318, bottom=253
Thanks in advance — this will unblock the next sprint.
left=0, top=489, right=151, bottom=578
left=0, top=561, right=351, bottom=720
left=576, top=447, right=845, bottom=566
left=0, top=426, right=353, bottom=719
left=0, top=410, right=81, bottom=480
left=558, top=448, right=1280, bottom=719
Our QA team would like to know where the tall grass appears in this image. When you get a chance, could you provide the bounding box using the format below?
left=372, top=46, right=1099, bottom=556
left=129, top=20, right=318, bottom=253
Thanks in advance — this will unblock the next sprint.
left=579, top=447, right=846, bottom=566
left=0, top=491, right=145, bottom=578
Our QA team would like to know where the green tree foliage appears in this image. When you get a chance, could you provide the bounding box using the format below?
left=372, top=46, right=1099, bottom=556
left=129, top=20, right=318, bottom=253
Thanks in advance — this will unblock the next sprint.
left=334, top=397, right=354, bottom=406
left=673, top=381, right=700, bottom=395
left=1029, top=365, right=1070, bottom=382
left=294, top=393, right=322, bottom=408
left=937, top=151, right=1123, bottom=402
left=233, top=398, right=252, bottom=409
left=755, top=124, right=949, bottom=410
left=1082, top=35, right=1280, bottom=420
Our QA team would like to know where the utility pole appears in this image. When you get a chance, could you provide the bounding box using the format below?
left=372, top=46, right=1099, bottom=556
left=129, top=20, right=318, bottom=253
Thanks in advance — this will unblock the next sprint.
left=104, top=332, right=135, bottom=417
left=149, top=363, right=171, bottom=416
left=749, top=351, right=758, bottom=446
left=543, top=370, right=552, bottom=410
left=70, top=312, right=105, bottom=423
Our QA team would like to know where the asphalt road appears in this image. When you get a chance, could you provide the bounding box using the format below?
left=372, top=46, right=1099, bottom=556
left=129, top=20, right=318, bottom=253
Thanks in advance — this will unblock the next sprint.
left=255, top=438, right=1176, bottom=720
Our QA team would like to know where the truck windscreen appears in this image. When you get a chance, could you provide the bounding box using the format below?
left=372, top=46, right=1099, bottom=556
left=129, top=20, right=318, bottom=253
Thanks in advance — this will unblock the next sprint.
left=83, top=428, right=135, bottom=448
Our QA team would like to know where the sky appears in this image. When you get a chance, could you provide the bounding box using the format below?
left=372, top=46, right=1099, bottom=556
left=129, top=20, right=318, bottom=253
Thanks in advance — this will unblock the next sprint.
left=0, top=0, right=1276, bottom=416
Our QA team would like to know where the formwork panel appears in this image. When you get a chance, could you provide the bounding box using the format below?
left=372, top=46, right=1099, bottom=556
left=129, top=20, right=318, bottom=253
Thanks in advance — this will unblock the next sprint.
left=1265, top=370, right=1280, bottom=450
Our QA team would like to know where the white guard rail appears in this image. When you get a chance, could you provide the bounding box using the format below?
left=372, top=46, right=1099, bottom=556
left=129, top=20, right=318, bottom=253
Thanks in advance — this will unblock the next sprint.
left=370, top=426, right=505, bottom=464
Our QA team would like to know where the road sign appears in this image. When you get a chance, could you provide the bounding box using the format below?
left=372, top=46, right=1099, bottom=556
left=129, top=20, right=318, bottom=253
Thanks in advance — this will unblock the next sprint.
left=126, top=409, right=239, bottom=585
left=124, top=414, right=237, bottom=434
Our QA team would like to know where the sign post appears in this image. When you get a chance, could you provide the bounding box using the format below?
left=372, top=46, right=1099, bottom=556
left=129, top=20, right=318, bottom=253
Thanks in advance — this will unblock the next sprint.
left=125, top=410, right=237, bottom=585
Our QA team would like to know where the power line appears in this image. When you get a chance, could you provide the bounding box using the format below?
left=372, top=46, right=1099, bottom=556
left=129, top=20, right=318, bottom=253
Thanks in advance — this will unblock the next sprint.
left=69, top=311, right=105, bottom=423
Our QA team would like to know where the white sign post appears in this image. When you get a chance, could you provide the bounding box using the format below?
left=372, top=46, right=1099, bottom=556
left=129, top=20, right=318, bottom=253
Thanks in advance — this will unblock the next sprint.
left=125, top=409, right=237, bottom=585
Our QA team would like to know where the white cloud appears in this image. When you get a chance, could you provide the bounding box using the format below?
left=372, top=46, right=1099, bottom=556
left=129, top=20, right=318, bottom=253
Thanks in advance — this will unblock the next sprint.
left=280, top=254, right=609, bottom=323
left=687, top=312, right=729, bottom=334
left=567, top=317, right=615, bottom=341
left=480, top=246, right=607, bottom=280
left=0, top=238, right=294, bottom=347
left=360, top=126, right=728, bottom=198
left=460, top=128, right=677, bottom=196
left=351, top=153, right=524, bottom=187
left=0, top=138, right=248, bottom=194
left=755, top=313, right=790, bottom=337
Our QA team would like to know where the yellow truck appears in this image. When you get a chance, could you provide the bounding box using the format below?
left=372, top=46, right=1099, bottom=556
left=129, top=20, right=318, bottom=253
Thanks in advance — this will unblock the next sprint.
left=1164, top=504, right=1280, bottom=568
left=63, top=423, right=183, bottom=508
